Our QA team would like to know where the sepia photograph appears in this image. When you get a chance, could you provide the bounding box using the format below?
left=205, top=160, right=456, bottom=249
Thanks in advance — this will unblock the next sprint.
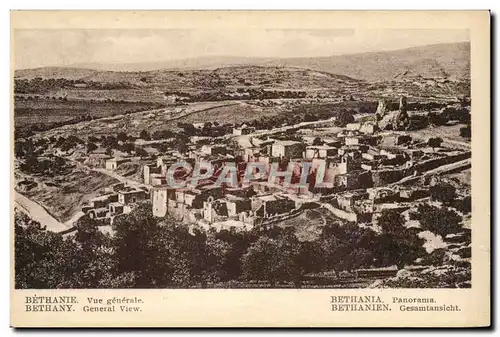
left=9, top=10, right=490, bottom=328
left=13, top=25, right=474, bottom=290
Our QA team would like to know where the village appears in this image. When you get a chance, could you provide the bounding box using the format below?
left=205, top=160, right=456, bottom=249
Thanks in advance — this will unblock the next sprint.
left=65, top=95, right=471, bottom=236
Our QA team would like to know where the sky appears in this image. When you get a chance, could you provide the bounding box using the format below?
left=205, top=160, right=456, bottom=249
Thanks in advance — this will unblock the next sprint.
left=13, top=29, right=470, bottom=69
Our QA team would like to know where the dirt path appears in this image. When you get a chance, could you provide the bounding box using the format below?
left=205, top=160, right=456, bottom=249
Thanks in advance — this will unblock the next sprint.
left=14, top=191, right=72, bottom=233
left=231, top=117, right=337, bottom=146
left=92, top=167, right=151, bottom=191
left=379, top=130, right=471, bottom=149
left=391, top=158, right=471, bottom=186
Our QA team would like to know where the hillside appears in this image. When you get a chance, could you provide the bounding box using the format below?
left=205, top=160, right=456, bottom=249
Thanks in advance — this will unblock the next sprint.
left=14, top=67, right=103, bottom=81
left=262, top=42, right=470, bottom=81
left=15, top=42, right=470, bottom=82
left=14, top=65, right=362, bottom=91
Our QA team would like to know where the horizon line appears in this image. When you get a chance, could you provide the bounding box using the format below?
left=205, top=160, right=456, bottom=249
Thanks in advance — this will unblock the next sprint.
left=14, top=40, right=470, bottom=72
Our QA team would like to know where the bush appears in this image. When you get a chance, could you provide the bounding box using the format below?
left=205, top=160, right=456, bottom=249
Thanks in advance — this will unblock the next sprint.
left=428, top=137, right=443, bottom=149
left=460, top=125, right=471, bottom=139
left=430, top=182, right=457, bottom=203
left=412, top=203, right=463, bottom=237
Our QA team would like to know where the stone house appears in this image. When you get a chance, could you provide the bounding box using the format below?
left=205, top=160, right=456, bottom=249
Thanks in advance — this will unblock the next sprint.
left=225, top=195, right=252, bottom=217
left=233, top=125, right=256, bottom=136
left=251, top=194, right=295, bottom=218
left=271, top=140, right=305, bottom=159
left=105, top=157, right=130, bottom=171
left=117, top=188, right=147, bottom=205
left=305, top=145, right=338, bottom=159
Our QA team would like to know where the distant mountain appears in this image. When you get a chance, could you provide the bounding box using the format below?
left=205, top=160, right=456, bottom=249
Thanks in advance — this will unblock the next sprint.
left=15, top=42, right=469, bottom=82
left=67, top=56, right=279, bottom=73
left=14, top=65, right=362, bottom=92
left=14, top=67, right=103, bottom=81
left=261, top=42, right=470, bottom=81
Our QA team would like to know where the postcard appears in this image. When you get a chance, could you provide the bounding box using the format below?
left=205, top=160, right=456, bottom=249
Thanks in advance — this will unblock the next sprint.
left=10, top=10, right=490, bottom=327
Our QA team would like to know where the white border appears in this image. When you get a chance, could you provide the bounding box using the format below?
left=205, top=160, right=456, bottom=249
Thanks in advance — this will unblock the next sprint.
left=2, top=1, right=497, bottom=336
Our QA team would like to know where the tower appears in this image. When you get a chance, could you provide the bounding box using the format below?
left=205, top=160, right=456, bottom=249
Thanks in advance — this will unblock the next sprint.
left=375, top=98, right=388, bottom=118
left=399, top=95, right=407, bottom=114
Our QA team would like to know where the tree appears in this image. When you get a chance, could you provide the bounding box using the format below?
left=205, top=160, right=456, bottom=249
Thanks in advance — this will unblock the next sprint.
left=111, top=204, right=162, bottom=287
left=460, top=125, right=471, bottom=139
left=335, top=110, right=355, bottom=127
left=241, top=228, right=302, bottom=287
left=139, top=130, right=151, bottom=140
left=376, top=210, right=424, bottom=269
left=428, top=137, right=443, bottom=151
left=87, top=142, right=98, bottom=153
left=121, top=142, right=135, bottom=154
left=412, top=203, right=463, bottom=237
left=317, top=222, right=378, bottom=274
left=20, top=155, right=40, bottom=173
left=15, top=212, right=73, bottom=288
left=135, top=147, right=148, bottom=157
left=59, top=216, right=115, bottom=288
left=117, top=132, right=128, bottom=142
left=111, top=204, right=205, bottom=288
left=201, top=232, right=233, bottom=284
left=174, top=140, right=189, bottom=154
left=212, top=228, right=255, bottom=281
left=430, top=182, right=457, bottom=203
left=377, top=209, right=405, bottom=236
left=427, top=111, right=448, bottom=126
left=312, top=137, right=323, bottom=146
left=454, top=196, right=472, bottom=214
left=14, top=211, right=114, bottom=289
left=102, top=136, right=118, bottom=149
left=298, top=240, right=325, bottom=274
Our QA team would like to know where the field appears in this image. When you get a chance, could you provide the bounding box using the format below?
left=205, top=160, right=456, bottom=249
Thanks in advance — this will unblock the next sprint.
left=29, top=101, right=286, bottom=140
left=51, top=88, right=166, bottom=103
left=166, top=102, right=280, bottom=126
left=406, top=123, right=469, bottom=143
left=14, top=98, right=163, bottom=128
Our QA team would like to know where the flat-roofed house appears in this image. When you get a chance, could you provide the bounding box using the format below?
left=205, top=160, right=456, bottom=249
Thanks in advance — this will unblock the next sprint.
left=86, top=193, right=118, bottom=210
left=143, top=164, right=162, bottom=184
left=108, top=202, right=124, bottom=215
left=305, top=145, right=338, bottom=159
left=346, top=123, right=361, bottom=131
left=105, top=157, right=130, bottom=171
left=88, top=207, right=109, bottom=220
left=117, top=189, right=147, bottom=205
left=251, top=194, right=295, bottom=217
left=86, top=153, right=112, bottom=167
left=225, top=195, right=252, bottom=217
left=201, top=144, right=227, bottom=156
left=271, top=140, right=305, bottom=159
left=233, top=125, right=256, bottom=136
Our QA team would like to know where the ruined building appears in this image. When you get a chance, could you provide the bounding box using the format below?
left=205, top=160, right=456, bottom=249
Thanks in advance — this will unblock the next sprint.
left=377, top=95, right=410, bottom=131
left=375, top=98, right=388, bottom=119
left=392, top=95, right=410, bottom=130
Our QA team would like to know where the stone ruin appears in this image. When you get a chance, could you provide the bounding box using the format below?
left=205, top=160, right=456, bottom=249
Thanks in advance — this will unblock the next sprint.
left=376, top=95, right=410, bottom=131
left=375, top=98, right=388, bottom=119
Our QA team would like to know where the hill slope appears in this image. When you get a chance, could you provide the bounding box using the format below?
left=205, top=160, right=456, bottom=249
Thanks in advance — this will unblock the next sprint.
left=14, top=65, right=362, bottom=91
left=15, top=42, right=469, bottom=82
left=262, top=42, right=470, bottom=81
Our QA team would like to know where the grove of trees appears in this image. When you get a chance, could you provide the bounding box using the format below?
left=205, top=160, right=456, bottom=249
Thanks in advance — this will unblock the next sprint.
left=15, top=206, right=438, bottom=289
left=410, top=204, right=463, bottom=237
